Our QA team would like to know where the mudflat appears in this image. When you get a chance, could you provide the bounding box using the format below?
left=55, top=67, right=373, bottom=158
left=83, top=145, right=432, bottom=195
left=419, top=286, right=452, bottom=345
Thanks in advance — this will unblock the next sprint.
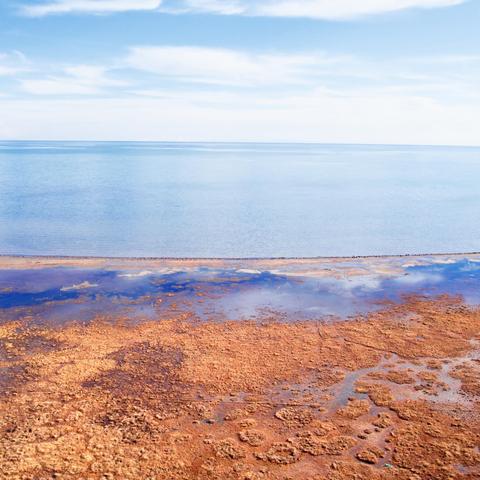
left=0, top=255, right=479, bottom=479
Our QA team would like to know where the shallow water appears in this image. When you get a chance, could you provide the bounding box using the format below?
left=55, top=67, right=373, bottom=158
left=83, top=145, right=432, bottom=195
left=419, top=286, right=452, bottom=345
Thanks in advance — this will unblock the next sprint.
left=1, top=141, right=480, bottom=257
left=0, top=258, right=479, bottom=325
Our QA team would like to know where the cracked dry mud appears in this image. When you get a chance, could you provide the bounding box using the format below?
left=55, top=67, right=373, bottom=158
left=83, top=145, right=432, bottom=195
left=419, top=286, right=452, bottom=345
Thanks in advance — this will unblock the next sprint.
left=1, top=276, right=480, bottom=479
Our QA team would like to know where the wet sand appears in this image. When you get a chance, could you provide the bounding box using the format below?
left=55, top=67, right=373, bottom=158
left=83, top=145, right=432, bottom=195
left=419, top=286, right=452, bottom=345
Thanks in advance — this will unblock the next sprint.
left=0, top=255, right=479, bottom=479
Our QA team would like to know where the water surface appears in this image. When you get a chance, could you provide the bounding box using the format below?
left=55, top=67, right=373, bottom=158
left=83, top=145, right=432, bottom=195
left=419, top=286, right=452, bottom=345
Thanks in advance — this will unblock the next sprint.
left=1, top=258, right=479, bottom=325
left=0, top=141, right=479, bottom=257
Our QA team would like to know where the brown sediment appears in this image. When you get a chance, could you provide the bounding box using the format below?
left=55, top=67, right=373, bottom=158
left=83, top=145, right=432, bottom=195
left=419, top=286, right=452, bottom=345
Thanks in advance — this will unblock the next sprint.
left=0, top=286, right=480, bottom=478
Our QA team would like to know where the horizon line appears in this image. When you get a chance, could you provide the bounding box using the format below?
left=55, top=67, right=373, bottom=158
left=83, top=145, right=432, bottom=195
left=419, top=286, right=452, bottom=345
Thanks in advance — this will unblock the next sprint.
left=1, top=139, right=480, bottom=148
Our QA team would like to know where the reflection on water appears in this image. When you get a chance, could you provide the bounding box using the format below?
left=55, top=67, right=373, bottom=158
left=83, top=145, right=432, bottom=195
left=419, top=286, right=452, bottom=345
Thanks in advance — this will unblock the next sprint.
left=380, top=259, right=480, bottom=306
left=0, top=258, right=479, bottom=326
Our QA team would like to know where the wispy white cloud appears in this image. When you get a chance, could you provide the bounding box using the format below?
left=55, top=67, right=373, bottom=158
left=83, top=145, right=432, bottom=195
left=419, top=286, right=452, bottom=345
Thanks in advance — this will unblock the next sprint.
left=2, top=46, right=479, bottom=144
left=8, top=45, right=480, bottom=104
left=20, top=65, right=126, bottom=95
left=0, top=51, right=29, bottom=76
left=160, top=0, right=245, bottom=14
left=163, top=0, right=466, bottom=18
left=123, top=45, right=480, bottom=101
left=21, top=0, right=466, bottom=18
left=125, top=45, right=346, bottom=86
left=22, top=0, right=162, bottom=17
left=246, top=0, right=465, bottom=19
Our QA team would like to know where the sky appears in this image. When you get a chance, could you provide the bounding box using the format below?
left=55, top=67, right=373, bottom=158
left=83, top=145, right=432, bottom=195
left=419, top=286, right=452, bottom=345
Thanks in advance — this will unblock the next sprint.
left=0, top=0, right=479, bottom=144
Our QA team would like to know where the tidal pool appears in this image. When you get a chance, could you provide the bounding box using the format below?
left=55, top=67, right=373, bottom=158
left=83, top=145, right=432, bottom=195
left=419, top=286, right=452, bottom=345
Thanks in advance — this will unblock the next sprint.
left=0, top=256, right=479, bottom=326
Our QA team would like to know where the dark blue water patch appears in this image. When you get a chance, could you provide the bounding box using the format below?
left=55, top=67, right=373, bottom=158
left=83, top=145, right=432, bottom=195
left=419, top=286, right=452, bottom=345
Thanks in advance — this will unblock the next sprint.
left=0, top=268, right=297, bottom=313
left=0, top=288, right=81, bottom=309
left=148, top=270, right=294, bottom=294
left=379, top=259, right=480, bottom=305
left=0, top=268, right=120, bottom=308
left=0, top=268, right=116, bottom=294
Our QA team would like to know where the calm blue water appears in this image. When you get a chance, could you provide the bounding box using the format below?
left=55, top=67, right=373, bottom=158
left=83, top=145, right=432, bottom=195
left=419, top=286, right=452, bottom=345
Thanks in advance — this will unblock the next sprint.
left=0, top=141, right=479, bottom=257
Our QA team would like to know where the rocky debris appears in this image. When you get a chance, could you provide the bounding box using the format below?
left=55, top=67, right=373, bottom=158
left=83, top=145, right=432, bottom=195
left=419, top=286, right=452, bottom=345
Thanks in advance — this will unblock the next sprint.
left=238, top=429, right=266, bottom=447
left=385, top=369, right=416, bottom=384
left=355, top=446, right=385, bottom=464
left=289, top=431, right=358, bottom=457
left=239, top=418, right=257, bottom=428
left=274, top=407, right=314, bottom=427
left=213, top=438, right=246, bottom=459
left=389, top=400, right=426, bottom=421
left=426, top=359, right=443, bottom=370
left=372, top=412, right=393, bottom=429
left=389, top=402, right=480, bottom=479
left=310, top=420, right=337, bottom=437
left=224, top=405, right=259, bottom=421
left=257, top=442, right=301, bottom=464
left=355, top=383, right=394, bottom=407
left=319, top=436, right=357, bottom=456
left=223, top=408, right=245, bottom=421
left=450, top=362, right=480, bottom=396
left=98, top=403, right=158, bottom=444
left=315, top=368, right=346, bottom=387
left=290, top=431, right=324, bottom=456
left=336, top=399, right=370, bottom=419
left=240, top=470, right=269, bottom=480
left=417, top=370, right=438, bottom=383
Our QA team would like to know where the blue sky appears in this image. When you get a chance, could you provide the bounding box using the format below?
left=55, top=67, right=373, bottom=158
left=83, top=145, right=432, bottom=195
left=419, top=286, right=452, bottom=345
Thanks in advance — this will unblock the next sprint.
left=0, top=0, right=479, bottom=144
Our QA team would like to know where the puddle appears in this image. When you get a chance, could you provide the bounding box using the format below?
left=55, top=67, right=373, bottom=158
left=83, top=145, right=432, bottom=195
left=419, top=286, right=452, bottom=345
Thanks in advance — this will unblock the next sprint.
left=236, top=339, right=480, bottom=419
left=381, top=259, right=480, bottom=305
left=0, top=258, right=480, bottom=327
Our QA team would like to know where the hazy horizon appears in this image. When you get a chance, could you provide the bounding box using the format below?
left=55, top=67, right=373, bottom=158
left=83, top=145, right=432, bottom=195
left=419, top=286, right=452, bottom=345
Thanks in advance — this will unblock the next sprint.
left=2, top=140, right=480, bottom=148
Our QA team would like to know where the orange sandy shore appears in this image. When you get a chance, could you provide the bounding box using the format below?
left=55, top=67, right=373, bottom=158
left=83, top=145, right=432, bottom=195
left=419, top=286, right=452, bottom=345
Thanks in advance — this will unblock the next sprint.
left=0, top=256, right=479, bottom=479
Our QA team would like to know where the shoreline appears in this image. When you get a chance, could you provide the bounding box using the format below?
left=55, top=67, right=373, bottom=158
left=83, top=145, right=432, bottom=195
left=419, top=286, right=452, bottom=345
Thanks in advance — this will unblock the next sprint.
left=1, top=250, right=480, bottom=262
left=2, top=251, right=480, bottom=276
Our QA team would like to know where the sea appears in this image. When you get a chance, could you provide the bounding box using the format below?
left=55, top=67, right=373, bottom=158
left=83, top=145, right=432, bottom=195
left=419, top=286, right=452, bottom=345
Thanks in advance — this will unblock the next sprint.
left=0, top=141, right=479, bottom=258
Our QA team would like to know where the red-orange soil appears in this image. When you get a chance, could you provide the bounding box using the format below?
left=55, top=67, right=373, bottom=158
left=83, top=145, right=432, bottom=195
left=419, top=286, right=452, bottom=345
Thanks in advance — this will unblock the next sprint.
left=1, top=286, right=479, bottom=479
